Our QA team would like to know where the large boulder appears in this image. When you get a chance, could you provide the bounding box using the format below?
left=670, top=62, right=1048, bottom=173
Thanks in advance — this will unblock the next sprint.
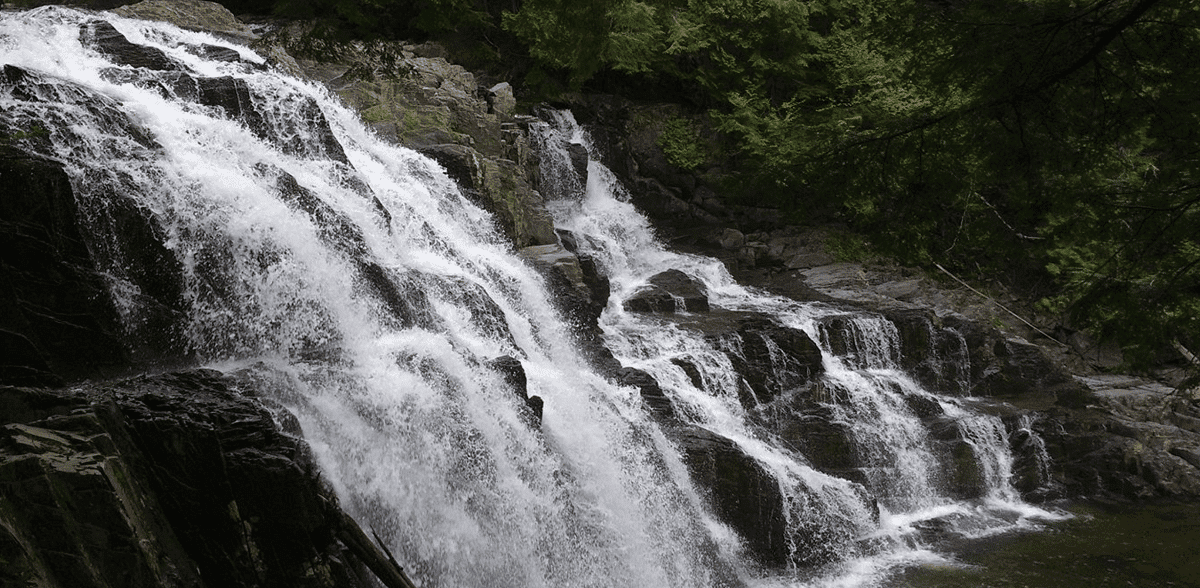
left=113, top=0, right=259, bottom=44
left=623, top=269, right=710, bottom=313
left=674, top=426, right=788, bottom=567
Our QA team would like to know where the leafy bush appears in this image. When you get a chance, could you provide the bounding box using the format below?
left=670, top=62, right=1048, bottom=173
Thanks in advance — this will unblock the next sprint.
left=657, top=116, right=706, bottom=170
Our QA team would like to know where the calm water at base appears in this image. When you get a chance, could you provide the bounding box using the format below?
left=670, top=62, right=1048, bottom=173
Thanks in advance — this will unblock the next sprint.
left=885, top=502, right=1200, bottom=588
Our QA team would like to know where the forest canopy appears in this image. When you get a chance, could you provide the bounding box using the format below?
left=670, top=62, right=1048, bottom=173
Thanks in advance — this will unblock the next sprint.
left=258, top=0, right=1198, bottom=372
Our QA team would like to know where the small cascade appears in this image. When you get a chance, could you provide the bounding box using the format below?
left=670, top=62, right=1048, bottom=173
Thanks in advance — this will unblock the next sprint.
left=817, top=314, right=903, bottom=370
left=951, top=410, right=1018, bottom=500
left=1017, top=414, right=1054, bottom=485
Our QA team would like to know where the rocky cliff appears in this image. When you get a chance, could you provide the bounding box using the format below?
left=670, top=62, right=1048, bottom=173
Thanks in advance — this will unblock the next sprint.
left=1, top=369, right=417, bottom=588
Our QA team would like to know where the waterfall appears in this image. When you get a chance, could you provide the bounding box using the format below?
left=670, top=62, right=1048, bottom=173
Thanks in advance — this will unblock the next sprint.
left=536, top=112, right=1070, bottom=583
left=2, top=7, right=1064, bottom=588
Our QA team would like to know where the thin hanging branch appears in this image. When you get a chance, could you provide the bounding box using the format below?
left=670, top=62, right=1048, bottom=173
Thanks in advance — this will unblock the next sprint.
left=935, top=262, right=1070, bottom=347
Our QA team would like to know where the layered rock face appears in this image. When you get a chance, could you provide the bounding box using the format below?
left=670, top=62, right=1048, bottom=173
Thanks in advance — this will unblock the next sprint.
left=0, top=370, right=411, bottom=588
left=0, top=147, right=129, bottom=387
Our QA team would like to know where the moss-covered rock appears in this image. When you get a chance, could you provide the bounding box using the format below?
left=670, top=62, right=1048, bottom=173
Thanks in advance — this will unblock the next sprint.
left=113, top=0, right=257, bottom=44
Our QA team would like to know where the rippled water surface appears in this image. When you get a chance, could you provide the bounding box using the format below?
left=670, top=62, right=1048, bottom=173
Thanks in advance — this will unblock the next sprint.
left=885, top=502, right=1200, bottom=588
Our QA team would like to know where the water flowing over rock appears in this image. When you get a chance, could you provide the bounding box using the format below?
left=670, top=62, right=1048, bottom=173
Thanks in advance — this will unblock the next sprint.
left=113, top=0, right=258, bottom=44
left=3, top=5, right=1200, bottom=588
left=624, top=269, right=711, bottom=313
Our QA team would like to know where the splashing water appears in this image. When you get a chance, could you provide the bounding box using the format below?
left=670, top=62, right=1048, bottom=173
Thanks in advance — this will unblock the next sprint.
left=536, top=111, right=1071, bottom=585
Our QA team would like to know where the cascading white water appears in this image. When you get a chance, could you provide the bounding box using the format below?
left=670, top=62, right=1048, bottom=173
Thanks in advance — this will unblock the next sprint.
left=1, top=8, right=729, bottom=587
left=2, top=7, right=1068, bottom=587
left=536, top=111, right=1070, bottom=585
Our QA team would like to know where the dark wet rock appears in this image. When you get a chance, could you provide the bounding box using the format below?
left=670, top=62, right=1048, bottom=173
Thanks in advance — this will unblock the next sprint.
left=674, top=426, right=788, bottom=567
left=80, top=20, right=180, bottom=71
left=883, top=308, right=972, bottom=395
left=81, top=180, right=190, bottom=362
left=437, top=276, right=518, bottom=348
left=421, top=143, right=483, bottom=192
left=903, top=393, right=945, bottom=419
left=192, top=43, right=245, bottom=62
left=670, top=357, right=706, bottom=390
left=96, top=67, right=347, bottom=162
left=271, top=170, right=431, bottom=332
left=189, top=75, right=346, bottom=162
left=774, top=406, right=861, bottom=480
left=567, top=142, right=589, bottom=186
left=3, top=65, right=161, bottom=152
left=0, top=147, right=131, bottom=386
left=519, top=244, right=610, bottom=331
left=614, top=367, right=676, bottom=421
left=0, top=370, right=412, bottom=588
left=717, top=316, right=823, bottom=407
left=488, top=355, right=541, bottom=425
left=624, top=269, right=710, bottom=313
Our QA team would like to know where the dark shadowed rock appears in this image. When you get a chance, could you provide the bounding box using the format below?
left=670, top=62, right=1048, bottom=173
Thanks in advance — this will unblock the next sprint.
left=519, top=244, right=610, bottom=331
left=941, top=315, right=1093, bottom=407
left=614, top=367, right=676, bottom=421
left=488, top=355, right=542, bottom=425
left=0, top=370, right=415, bottom=588
left=717, top=316, right=823, bottom=407
left=80, top=20, right=180, bottom=71
left=624, top=269, right=710, bottom=313
left=422, top=143, right=483, bottom=192
left=774, top=405, right=862, bottom=481
left=567, top=142, right=589, bottom=187
left=674, top=426, right=788, bottom=567
left=0, top=147, right=129, bottom=386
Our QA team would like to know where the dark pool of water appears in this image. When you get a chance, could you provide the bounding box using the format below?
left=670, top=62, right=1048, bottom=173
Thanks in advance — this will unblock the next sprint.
left=886, top=501, right=1200, bottom=588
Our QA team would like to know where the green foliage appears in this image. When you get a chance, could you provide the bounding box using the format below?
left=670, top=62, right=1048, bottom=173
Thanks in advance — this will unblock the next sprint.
left=502, top=0, right=1200, bottom=371
left=271, top=0, right=490, bottom=39
left=0, top=124, right=48, bottom=145
left=825, top=232, right=872, bottom=263
left=657, top=116, right=706, bottom=170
